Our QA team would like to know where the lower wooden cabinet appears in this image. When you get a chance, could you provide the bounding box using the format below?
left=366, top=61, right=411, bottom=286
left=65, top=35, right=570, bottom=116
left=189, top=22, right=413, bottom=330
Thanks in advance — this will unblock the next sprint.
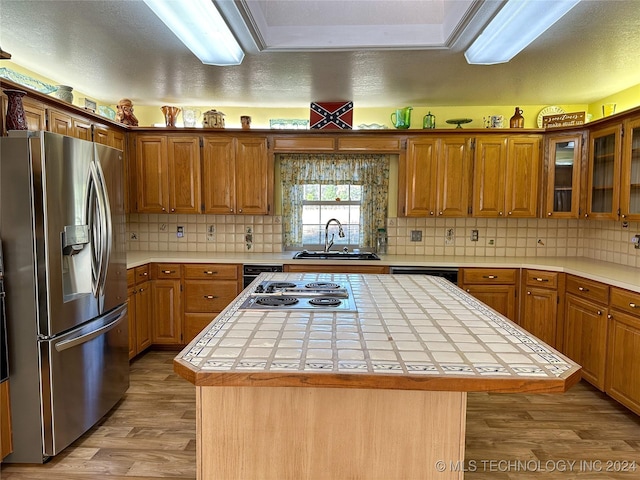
left=127, top=266, right=152, bottom=359
left=1, top=380, right=12, bottom=460
left=605, top=287, right=640, bottom=415
left=459, top=268, right=518, bottom=321
left=563, top=275, right=609, bottom=391
left=151, top=263, right=183, bottom=344
left=519, top=270, right=564, bottom=349
left=183, top=264, right=241, bottom=343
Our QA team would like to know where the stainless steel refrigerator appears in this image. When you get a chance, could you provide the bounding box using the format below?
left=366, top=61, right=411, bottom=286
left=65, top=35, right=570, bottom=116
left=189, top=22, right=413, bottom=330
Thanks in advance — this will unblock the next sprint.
left=0, top=131, right=129, bottom=463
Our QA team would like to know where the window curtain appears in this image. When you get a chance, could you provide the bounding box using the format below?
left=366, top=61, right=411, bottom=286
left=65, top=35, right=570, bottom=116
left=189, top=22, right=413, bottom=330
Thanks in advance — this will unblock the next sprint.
left=279, top=153, right=390, bottom=248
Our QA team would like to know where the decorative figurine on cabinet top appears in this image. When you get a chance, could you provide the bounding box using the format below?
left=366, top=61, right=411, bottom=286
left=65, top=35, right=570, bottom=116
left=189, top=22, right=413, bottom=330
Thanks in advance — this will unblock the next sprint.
left=115, top=98, right=139, bottom=126
left=509, top=107, right=524, bottom=128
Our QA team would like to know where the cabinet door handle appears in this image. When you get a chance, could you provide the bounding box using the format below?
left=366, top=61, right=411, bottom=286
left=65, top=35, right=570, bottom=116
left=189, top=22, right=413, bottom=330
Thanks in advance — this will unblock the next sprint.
left=438, top=211, right=443, bottom=215
left=203, top=295, right=218, bottom=299
left=238, top=209, right=243, bottom=213
left=162, top=270, right=176, bottom=274
left=527, top=291, right=532, bottom=295
left=578, top=286, right=589, bottom=292
left=630, top=303, right=638, bottom=309
left=547, top=212, right=552, bottom=217
left=139, top=287, right=145, bottom=292
left=483, top=275, right=498, bottom=279
left=171, top=208, right=175, bottom=212
left=498, top=211, right=503, bottom=216
left=534, top=277, right=549, bottom=282
left=138, top=272, right=148, bottom=277
left=466, top=289, right=470, bottom=293
left=607, top=314, right=613, bottom=320
left=204, top=270, right=218, bottom=275
left=596, top=310, right=602, bottom=316
left=429, top=211, right=435, bottom=216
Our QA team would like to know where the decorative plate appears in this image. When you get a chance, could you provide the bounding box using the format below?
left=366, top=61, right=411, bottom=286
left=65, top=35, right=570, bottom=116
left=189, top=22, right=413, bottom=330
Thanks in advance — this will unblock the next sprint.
left=0, top=67, right=57, bottom=94
left=537, top=106, right=565, bottom=128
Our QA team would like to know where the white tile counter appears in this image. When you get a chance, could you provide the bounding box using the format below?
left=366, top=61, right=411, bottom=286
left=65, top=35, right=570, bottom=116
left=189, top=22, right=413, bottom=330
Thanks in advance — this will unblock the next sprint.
left=174, top=273, right=580, bottom=393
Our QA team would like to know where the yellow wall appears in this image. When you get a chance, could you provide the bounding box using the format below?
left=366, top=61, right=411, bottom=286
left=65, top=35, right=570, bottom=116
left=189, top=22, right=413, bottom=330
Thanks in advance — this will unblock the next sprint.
left=4, top=61, right=640, bottom=128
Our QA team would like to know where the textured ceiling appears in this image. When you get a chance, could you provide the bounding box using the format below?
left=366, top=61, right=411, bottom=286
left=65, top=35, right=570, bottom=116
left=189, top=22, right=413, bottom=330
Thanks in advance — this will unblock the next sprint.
left=0, top=0, right=639, bottom=108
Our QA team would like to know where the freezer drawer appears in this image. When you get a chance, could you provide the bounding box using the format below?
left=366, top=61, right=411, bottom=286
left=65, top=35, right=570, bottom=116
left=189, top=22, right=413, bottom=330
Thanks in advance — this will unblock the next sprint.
left=39, top=304, right=129, bottom=457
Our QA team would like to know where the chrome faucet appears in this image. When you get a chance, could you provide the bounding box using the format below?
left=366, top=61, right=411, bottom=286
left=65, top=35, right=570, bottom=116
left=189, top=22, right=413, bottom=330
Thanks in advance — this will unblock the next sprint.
left=324, top=218, right=345, bottom=252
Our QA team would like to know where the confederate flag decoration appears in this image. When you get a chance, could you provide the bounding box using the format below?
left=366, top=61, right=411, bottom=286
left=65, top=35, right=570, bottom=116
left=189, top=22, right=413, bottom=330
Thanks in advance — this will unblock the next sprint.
left=310, top=101, right=353, bottom=129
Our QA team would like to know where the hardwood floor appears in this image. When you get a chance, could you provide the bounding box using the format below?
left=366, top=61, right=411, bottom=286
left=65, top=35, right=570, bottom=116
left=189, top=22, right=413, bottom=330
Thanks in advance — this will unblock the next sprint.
left=2, top=351, right=640, bottom=479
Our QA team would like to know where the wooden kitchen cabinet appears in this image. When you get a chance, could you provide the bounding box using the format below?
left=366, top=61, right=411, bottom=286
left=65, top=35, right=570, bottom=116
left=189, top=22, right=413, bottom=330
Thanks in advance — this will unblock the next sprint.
left=202, top=135, right=272, bottom=215
left=183, top=264, right=241, bottom=343
left=586, top=124, right=622, bottom=220
left=127, top=266, right=152, bottom=359
left=519, top=270, right=564, bottom=349
left=459, top=268, right=518, bottom=321
left=400, top=136, right=472, bottom=217
left=133, top=134, right=201, bottom=214
left=1, top=380, right=12, bottom=460
left=151, top=264, right=183, bottom=344
left=620, top=116, right=640, bottom=221
left=605, top=287, right=640, bottom=415
left=47, top=108, right=92, bottom=140
left=564, top=275, right=609, bottom=391
left=543, top=132, right=585, bottom=218
left=95, top=126, right=129, bottom=213
left=22, top=96, right=46, bottom=131
left=472, top=135, right=541, bottom=218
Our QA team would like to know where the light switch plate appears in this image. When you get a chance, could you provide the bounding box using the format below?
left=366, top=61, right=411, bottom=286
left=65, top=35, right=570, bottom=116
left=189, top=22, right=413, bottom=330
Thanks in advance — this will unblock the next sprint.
left=410, top=230, right=422, bottom=242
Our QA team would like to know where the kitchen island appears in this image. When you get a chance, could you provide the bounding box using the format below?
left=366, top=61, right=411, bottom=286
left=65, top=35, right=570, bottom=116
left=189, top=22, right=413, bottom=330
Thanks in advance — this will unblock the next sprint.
left=174, top=273, right=581, bottom=480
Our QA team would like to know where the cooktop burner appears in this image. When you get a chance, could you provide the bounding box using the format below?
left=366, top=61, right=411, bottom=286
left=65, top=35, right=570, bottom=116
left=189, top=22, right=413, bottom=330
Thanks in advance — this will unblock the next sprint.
left=256, top=296, right=299, bottom=307
left=238, top=280, right=357, bottom=312
left=309, top=297, right=342, bottom=307
left=305, top=282, right=340, bottom=289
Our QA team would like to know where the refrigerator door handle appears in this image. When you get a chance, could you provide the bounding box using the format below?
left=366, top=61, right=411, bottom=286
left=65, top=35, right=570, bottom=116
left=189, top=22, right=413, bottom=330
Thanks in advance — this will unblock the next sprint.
left=93, top=159, right=112, bottom=293
left=86, top=161, right=109, bottom=304
left=54, top=305, right=127, bottom=352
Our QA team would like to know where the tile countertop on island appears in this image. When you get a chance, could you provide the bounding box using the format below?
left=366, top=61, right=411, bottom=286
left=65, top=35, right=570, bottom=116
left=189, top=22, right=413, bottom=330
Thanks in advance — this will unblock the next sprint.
left=174, top=273, right=581, bottom=393
left=127, top=251, right=640, bottom=293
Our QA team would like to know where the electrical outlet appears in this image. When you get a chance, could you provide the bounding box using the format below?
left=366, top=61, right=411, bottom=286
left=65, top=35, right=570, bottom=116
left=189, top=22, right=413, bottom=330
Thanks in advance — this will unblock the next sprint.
left=445, top=228, right=454, bottom=245
left=487, top=239, right=495, bottom=246
left=207, top=225, right=215, bottom=241
left=470, top=229, right=479, bottom=241
left=410, top=230, right=422, bottom=242
left=632, top=234, right=640, bottom=249
left=177, top=226, right=184, bottom=238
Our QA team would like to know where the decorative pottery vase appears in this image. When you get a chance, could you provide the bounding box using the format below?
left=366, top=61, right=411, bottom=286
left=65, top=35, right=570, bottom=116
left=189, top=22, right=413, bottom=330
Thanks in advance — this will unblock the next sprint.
left=54, top=85, right=74, bottom=103
left=509, top=107, right=524, bottom=128
left=4, top=89, right=28, bottom=130
left=161, top=106, right=181, bottom=127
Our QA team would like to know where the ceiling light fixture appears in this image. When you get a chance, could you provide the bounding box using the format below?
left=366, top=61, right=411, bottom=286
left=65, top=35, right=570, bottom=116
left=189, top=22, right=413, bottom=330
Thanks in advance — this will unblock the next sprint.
left=143, top=0, right=244, bottom=66
left=464, top=0, right=581, bottom=65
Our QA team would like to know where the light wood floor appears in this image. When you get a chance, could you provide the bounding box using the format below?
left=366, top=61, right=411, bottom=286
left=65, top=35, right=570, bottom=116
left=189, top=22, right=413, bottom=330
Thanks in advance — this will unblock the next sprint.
left=2, top=351, right=640, bottom=479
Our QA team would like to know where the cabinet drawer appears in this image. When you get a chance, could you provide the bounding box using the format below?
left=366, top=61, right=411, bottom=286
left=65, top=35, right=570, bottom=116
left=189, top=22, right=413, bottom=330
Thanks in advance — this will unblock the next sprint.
left=183, top=264, right=238, bottom=280
left=524, top=270, right=558, bottom=289
left=152, top=263, right=181, bottom=279
left=566, top=275, right=609, bottom=304
left=184, top=280, right=239, bottom=312
left=135, top=265, right=150, bottom=284
left=462, top=268, right=517, bottom=284
left=337, top=137, right=402, bottom=152
left=610, top=287, right=640, bottom=316
left=272, top=137, right=335, bottom=152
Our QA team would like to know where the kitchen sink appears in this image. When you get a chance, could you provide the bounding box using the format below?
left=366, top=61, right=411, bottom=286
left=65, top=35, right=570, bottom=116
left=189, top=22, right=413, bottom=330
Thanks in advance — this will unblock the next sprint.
left=292, top=250, right=380, bottom=260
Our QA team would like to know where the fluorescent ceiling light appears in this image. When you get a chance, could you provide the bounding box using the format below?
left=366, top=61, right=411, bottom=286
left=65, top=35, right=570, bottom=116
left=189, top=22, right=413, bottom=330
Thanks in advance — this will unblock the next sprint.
left=465, top=0, right=581, bottom=65
left=143, top=0, right=244, bottom=66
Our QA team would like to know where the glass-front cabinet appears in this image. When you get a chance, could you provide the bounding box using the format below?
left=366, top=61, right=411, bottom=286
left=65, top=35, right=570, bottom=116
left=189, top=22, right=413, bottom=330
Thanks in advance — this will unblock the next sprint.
left=545, top=132, right=584, bottom=218
left=621, top=117, right=640, bottom=220
left=587, top=125, right=622, bottom=220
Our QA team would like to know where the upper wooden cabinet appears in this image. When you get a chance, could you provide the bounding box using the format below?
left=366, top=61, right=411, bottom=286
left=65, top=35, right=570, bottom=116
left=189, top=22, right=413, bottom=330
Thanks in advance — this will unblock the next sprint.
left=543, top=132, right=585, bottom=218
left=133, top=134, right=201, bottom=214
left=47, top=108, right=93, bottom=140
left=400, top=136, right=472, bottom=217
left=586, top=124, right=622, bottom=220
left=472, top=135, right=541, bottom=218
left=202, top=136, right=271, bottom=215
left=620, top=116, right=640, bottom=221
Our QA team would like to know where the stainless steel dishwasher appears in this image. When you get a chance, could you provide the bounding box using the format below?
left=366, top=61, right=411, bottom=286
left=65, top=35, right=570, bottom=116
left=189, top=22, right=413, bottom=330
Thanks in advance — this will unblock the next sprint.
left=389, top=266, right=459, bottom=285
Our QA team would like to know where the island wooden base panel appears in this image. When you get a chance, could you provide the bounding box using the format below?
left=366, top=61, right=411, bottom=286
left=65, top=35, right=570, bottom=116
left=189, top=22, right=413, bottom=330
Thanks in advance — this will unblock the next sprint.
left=196, top=386, right=466, bottom=480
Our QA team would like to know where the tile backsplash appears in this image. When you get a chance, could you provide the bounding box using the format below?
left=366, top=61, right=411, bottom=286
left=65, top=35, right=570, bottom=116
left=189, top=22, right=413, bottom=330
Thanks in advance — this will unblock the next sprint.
left=126, top=214, right=640, bottom=268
